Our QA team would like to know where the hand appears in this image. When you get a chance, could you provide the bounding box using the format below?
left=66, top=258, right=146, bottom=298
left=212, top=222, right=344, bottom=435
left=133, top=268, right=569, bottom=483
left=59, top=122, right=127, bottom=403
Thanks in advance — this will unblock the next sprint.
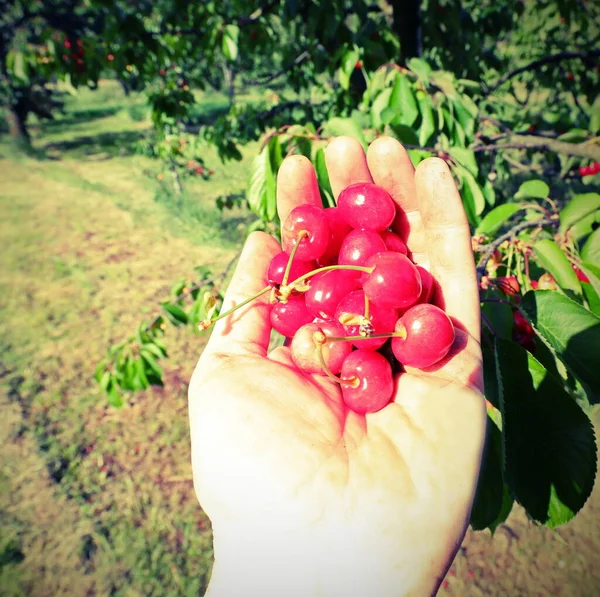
left=189, top=136, right=486, bottom=597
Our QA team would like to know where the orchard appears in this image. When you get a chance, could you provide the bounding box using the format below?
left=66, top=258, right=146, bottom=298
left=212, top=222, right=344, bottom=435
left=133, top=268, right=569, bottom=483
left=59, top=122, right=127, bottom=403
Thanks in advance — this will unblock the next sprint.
left=2, top=0, right=600, bottom=589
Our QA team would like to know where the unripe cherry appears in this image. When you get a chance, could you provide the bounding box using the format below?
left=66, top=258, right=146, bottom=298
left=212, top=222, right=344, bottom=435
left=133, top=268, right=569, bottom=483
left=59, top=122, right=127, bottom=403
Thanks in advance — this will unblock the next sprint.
left=337, top=183, right=396, bottom=231
left=267, top=251, right=316, bottom=286
left=282, top=205, right=330, bottom=261
left=391, top=304, right=455, bottom=368
left=340, top=350, right=394, bottom=414
left=291, top=321, right=353, bottom=375
left=362, top=251, right=422, bottom=309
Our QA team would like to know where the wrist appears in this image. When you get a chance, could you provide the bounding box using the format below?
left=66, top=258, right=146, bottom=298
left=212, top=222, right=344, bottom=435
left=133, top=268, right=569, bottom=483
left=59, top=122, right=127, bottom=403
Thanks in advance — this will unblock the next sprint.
left=205, top=519, right=441, bottom=597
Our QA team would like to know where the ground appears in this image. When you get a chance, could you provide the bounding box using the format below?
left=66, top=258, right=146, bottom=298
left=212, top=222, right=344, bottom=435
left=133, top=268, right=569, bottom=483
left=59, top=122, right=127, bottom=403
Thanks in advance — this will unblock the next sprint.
left=0, top=82, right=599, bottom=597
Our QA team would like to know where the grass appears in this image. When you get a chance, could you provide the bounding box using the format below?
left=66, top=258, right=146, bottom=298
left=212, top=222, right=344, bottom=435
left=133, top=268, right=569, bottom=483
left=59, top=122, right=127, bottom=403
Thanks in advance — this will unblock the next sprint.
left=0, top=80, right=264, bottom=596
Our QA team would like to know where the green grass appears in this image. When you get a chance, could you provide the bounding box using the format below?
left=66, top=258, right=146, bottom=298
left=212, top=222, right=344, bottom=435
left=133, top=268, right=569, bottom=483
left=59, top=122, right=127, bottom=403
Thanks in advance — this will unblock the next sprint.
left=0, top=79, right=266, bottom=596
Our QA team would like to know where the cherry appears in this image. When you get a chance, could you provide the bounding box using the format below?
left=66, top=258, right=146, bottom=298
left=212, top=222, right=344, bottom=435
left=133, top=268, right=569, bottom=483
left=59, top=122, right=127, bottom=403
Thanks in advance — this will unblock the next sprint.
left=270, top=295, right=314, bottom=337
left=267, top=251, right=316, bottom=286
left=572, top=264, right=590, bottom=283
left=338, top=228, right=387, bottom=268
left=379, top=230, right=408, bottom=255
left=494, top=275, right=520, bottom=297
left=340, top=350, right=394, bottom=414
left=513, top=310, right=533, bottom=336
left=318, top=207, right=352, bottom=266
left=335, top=290, right=398, bottom=350
left=391, top=304, right=455, bottom=368
left=362, top=251, right=422, bottom=309
left=337, top=183, right=396, bottom=231
left=415, top=265, right=435, bottom=304
left=282, top=205, right=330, bottom=261
left=304, top=269, right=361, bottom=320
left=291, top=321, right=353, bottom=375
left=536, top=273, right=557, bottom=290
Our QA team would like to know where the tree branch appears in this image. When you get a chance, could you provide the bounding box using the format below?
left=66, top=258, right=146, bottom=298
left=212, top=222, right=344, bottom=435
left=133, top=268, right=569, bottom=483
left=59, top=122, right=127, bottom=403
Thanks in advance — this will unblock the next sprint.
left=486, top=49, right=600, bottom=94
left=472, top=134, right=600, bottom=161
left=246, top=51, right=310, bottom=86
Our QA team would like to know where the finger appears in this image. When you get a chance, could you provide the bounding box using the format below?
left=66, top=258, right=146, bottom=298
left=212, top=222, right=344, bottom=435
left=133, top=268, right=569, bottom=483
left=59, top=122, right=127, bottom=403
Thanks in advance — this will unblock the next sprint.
left=203, top=232, right=280, bottom=358
left=325, top=136, right=373, bottom=199
left=415, top=158, right=480, bottom=340
left=277, top=155, right=323, bottom=226
left=366, top=136, right=428, bottom=264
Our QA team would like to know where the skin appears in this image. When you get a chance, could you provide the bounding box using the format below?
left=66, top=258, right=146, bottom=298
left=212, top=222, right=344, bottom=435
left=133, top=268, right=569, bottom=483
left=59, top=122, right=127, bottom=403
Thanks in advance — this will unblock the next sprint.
left=188, top=136, right=487, bottom=597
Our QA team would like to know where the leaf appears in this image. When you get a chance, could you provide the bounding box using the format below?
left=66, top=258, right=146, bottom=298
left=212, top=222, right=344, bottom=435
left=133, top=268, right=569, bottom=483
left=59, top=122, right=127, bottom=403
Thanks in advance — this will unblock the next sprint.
left=557, top=129, right=589, bottom=143
left=11, top=51, right=28, bottom=82
left=559, top=193, right=600, bottom=234
left=247, top=145, right=272, bottom=221
left=107, top=386, right=124, bottom=408
left=581, top=227, right=600, bottom=264
left=389, top=124, right=419, bottom=146
left=314, top=148, right=334, bottom=208
left=452, top=97, right=476, bottom=139
left=581, top=282, right=600, bottom=317
left=407, top=57, right=432, bottom=84
left=579, top=262, right=600, bottom=306
left=447, top=147, right=478, bottom=177
left=323, top=117, right=367, bottom=150
left=371, top=88, right=392, bottom=131
left=140, top=350, right=163, bottom=378
left=495, top=337, right=597, bottom=526
left=515, top=180, right=550, bottom=200
left=476, top=204, right=523, bottom=236
left=339, top=45, right=360, bottom=90
left=389, top=73, right=419, bottom=127
left=222, top=24, right=239, bottom=61
left=266, top=137, right=282, bottom=221
left=521, top=290, right=600, bottom=403
left=161, top=303, right=188, bottom=326
left=458, top=166, right=485, bottom=221
left=533, top=239, right=582, bottom=296
left=417, top=92, right=436, bottom=146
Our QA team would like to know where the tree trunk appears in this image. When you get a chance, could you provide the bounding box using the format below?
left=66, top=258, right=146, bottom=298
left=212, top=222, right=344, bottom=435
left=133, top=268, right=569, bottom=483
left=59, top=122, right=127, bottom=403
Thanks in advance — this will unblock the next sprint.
left=5, top=105, right=31, bottom=149
left=389, top=0, right=422, bottom=62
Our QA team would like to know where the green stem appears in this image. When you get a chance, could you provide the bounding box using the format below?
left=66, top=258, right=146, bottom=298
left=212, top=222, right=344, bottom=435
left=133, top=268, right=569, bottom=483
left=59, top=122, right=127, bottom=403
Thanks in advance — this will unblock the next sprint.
left=327, top=331, right=406, bottom=342
left=364, top=293, right=370, bottom=320
left=286, top=264, right=373, bottom=291
left=314, top=337, right=357, bottom=387
left=282, top=230, right=308, bottom=286
left=198, top=285, right=270, bottom=330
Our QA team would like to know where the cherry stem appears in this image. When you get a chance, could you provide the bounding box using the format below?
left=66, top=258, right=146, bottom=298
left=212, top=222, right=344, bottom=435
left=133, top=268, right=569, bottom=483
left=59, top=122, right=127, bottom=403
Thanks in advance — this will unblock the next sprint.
left=327, top=330, right=406, bottom=342
left=313, top=331, right=358, bottom=387
left=198, top=285, right=270, bottom=330
left=286, top=264, right=373, bottom=292
left=282, top=230, right=308, bottom=286
left=364, top=293, right=370, bottom=320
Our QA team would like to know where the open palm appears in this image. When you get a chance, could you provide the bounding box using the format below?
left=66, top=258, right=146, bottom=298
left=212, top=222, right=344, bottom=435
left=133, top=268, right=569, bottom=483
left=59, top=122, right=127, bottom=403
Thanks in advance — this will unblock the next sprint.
left=189, top=136, right=486, bottom=597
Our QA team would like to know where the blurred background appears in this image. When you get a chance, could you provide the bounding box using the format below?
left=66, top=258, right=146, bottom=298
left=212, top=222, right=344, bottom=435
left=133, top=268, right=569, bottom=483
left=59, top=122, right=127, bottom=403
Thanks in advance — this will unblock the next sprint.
left=1, top=1, right=599, bottom=595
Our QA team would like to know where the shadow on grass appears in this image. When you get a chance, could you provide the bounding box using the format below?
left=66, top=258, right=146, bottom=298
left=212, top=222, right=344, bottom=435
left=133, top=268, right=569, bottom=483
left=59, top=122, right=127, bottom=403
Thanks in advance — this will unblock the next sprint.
left=44, top=106, right=123, bottom=131
left=43, top=129, right=146, bottom=159
left=186, top=100, right=231, bottom=129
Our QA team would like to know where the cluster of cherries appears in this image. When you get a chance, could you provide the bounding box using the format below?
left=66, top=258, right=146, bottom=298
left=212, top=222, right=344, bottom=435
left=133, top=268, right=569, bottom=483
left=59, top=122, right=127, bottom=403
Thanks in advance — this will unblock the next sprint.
left=578, top=162, right=600, bottom=177
left=205, top=183, right=456, bottom=414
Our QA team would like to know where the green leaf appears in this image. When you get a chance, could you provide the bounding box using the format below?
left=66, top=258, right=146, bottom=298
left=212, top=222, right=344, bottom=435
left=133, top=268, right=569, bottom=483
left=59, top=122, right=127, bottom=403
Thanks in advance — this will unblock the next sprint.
left=339, top=46, right=360, bottom=91
left=107, top=386, right=124, bottom=408
left=407, top=58, right=432, bottom=84
left=140, top=350, right=163, bottom=378
left=495, top=337, right=597, bottom=526
left=457, top=166, right=485, bottom=221
left=447, top=147, right=478, bottom=177
left=388, top=124, right=419, bottom=146
left=470, top=416, right=509, bottom=531
left=323, top=117, right=367, bottom=150
left=161, top=303, right=188, bottom=326
left=522, top=290, right=600, bottom=403
left=99, top=370, right=111, bottom=392
left=134, top=358, right=149, bottom=389
left=417, top=92, right=436, bottom=146
left=581, top=227, right=600, bottom=263
left=452, top=97, right=476, bottom=139
left=266, top=137, right=282, bottom=221
left=482, top=301, right=513, bottom=340
left=11, top=51, right=28, bottom=82
left=581, top=282, right=600, bottom=317
left=389, top=73, right=419, bottom=127
left=515, top=180, right=550, bottom=200
left=579, top=262, right=600, bottom=307
left=222, top=24, right=239, bottom=61
left=371, top=88, right=392, bottom=131
left=533, top=239, right=582, bottom=295
left=476, top=204, right=523, bottom=236
left=557, top=129, right=589, bottom=143
left=559, top=193, right=600, bottom=234
left=247, top=145, right=272, bottom=222
left=314, top=148, right=334, bottom=208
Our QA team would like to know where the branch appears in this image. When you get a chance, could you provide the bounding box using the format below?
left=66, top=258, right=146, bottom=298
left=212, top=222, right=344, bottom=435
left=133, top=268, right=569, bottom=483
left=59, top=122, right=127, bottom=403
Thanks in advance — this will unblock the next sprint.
left=486, top=49, right=600, bottom=94
left=476, top=217, right=559, bottom=279
left=472, top=134, right=600, bottom=161
left=246, top=51, right=310, bottom=86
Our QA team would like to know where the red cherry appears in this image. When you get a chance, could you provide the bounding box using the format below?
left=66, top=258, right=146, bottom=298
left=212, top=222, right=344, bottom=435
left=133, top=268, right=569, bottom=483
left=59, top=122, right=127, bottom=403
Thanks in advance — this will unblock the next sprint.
left=567, top=73, right=574, bottom=80
left=415, top=265, right=435, bottom=304
left=579, top=165, right=591, bottom=176
left=107, top=54, right=115, bottom=61
left=572, top=264, right=590, bottom=283
left=267, top=251, right=315, bottom=286
left=304, top=269, right=361, bottom=320
left=495, top=275, right=520, bottom=297
left=338, top=228, right=387, bottom=268
left=270, top=295, right=314, bottom=337
left=318, top=207, right=352, bottom=266
left=391, top=304, right=455, bottom=368
left=513, top=310, right=533, bottom=335
left=282, top=205, right=330, bottom=261
left=379, top=230, right=408, bottom=255
left=340, top=350, right=394, bottom=414
left=362, top=251, right=422, bottom=309
left=335, top=290, right=398, bottom=351
left=291, top=321, right=353, bottom=375
left=337, top=183, right=396, bottom=231
left=355, top=60, right=363, bottom=69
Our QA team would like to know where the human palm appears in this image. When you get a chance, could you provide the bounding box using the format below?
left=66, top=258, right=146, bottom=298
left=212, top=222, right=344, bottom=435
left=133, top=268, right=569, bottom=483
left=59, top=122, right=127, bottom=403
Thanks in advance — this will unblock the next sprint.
left=189, top=136, right=486, bottom=597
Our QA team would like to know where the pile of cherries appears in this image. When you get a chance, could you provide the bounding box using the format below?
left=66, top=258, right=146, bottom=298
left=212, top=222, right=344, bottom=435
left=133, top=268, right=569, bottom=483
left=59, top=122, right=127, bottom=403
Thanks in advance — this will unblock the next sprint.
left=210, top=183, right=456, bottom=414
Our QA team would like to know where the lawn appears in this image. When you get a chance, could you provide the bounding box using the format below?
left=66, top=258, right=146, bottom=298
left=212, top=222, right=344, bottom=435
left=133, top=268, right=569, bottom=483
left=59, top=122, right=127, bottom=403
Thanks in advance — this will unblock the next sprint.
left=1, top=80, right=600, bottom=597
